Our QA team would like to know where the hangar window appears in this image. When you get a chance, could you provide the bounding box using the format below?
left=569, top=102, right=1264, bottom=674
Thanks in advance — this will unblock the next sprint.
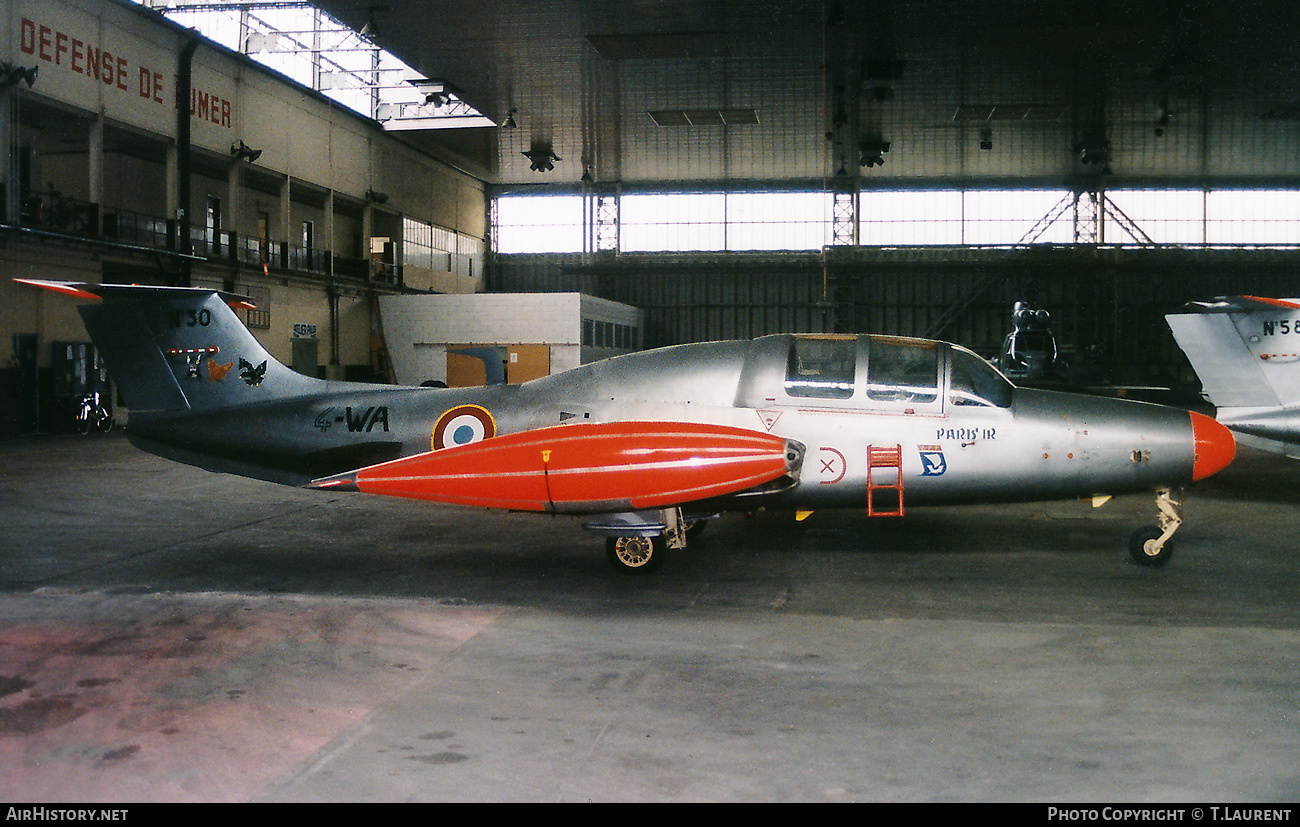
left=962, top=191, right=1076, bottom=245
left=1105, top=189, right=1300, bottom=246
left=860, top=191, right=965, bottom=245
left=493, top=195, right=585, bottom=253
left=866, top=339, right=938, bottom=404
left=1205, top=190, right=1300, bottom=245
left=724, top=192, right=832, bottom=251
left=493, top=188, right=1300, bottom=255
left=619, top=192, right=830, bottom=252
left=403, top=218, right=481, bottom=278
left=785, top=337, right=856, bottom=399
left=582, top=320, right=638, bottom=349
left=495, top=191, right=832, bottom=254
left=1106, top=190, right=1205, bottom=244
left=622, top=193, right=726, bottom=252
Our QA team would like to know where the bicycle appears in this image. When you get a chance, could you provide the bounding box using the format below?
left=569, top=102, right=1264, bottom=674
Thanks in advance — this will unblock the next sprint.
left=76, top=390, right=114, bottom=435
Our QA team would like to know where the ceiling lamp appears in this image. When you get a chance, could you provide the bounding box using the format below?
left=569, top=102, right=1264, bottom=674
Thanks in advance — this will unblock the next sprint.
left=0, top=62, right=38, bottom=88
left=859, top=137, right=891, bottom=168
left=523, top=146, right=561, bottom=173
left=229, top=140, right=262, bottom=163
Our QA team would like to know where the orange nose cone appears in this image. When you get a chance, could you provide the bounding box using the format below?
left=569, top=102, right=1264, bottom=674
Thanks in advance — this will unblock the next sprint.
left=1190, top=411, right=1236, bottom=481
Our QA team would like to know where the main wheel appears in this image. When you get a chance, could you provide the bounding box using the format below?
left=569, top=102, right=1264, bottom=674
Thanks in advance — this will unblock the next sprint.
left=1129, top=525, right=1174, bottom=567
left=605, top=535, right=666, bottom=575
left=684, top=518, right=708, bottom=539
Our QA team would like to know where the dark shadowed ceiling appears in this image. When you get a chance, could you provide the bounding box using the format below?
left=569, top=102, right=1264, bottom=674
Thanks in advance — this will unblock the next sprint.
left=312, top=0, right=1300, bottom=190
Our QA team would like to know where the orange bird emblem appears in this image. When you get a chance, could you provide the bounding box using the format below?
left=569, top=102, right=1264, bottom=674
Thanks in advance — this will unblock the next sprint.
left=207, top=359, right=234, bottom=382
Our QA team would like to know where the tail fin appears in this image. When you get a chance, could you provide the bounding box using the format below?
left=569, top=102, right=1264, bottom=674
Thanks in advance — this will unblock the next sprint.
left=17, top=279, right=321, bottom=412
left=1166, top=296, right=1300, bottom=409
left=1167, top=296, right=1300, bottom=455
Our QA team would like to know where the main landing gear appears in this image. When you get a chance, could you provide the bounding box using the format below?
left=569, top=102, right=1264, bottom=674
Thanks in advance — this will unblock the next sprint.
left=1129, top=487, right=1181, bottom=567
left=602, top=490, right=1188, bottom=572
left=599, top=508, right=710, bottom=575
left=606, top=535, right=667, bottom=574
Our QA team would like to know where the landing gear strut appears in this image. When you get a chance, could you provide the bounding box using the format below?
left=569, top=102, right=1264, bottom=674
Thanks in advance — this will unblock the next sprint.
left=1129, top=487, right=1181, bottom=567
left=603, top=508, right=688, bottom=575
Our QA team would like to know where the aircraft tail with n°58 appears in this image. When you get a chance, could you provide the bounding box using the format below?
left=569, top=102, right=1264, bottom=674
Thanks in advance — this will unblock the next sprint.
left=1167, top=296, right=1300, bottom=458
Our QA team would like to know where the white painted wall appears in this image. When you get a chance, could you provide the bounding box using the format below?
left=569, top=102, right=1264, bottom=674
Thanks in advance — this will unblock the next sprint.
left=380, top=293, right=643, bottom=386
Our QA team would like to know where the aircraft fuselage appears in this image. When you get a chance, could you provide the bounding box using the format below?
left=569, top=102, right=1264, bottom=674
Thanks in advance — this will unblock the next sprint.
left=15, top=279, right=1236, bottom=569
left=128, top=332, right=1223, bottom=511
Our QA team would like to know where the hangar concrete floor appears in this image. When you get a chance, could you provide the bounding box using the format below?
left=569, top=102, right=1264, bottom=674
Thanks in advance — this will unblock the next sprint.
left=1, top=432, right=1297, bottom=803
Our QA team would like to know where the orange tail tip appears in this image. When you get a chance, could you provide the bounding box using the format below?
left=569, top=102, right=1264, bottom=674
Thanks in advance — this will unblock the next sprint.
left=13, top=278, right=102, bottom=302
left=1237, top=295, right=1300, bottom=310
left=1190, top=411, right=1236, bottom=481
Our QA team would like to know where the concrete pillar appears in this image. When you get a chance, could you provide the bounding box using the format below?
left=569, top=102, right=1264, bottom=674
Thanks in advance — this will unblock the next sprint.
left=87, top=115, right=104, bottom=205
left=2, top=87, right=16, bottom=225
left=322, top=190, right=336, bottom=276
left=280, top=176, right=291, bottom=266
left=362, top=202, right=374, bottom=263
left=165, top=143, right=179, bottom=223
left=226, top=161, right=240, bottom=257
left=323, top=190, right=335, bottom=262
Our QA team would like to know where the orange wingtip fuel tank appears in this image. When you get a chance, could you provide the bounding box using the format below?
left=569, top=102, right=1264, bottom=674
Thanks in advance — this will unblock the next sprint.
left=308, top=420, right=805, bottom=513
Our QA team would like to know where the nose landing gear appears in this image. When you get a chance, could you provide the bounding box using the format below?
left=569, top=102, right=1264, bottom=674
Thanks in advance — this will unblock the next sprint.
left=1129, top=487, right=1181, bottom=567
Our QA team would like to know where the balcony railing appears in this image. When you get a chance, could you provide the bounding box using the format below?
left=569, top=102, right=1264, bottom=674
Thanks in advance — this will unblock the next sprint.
left=11, top=189, right=400, bottom=284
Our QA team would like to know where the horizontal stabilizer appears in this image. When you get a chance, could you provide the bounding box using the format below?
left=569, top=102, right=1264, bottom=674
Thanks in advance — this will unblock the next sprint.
left=308, top=421, right=805, bottom=513
left=1178, top=295, right=1300, bottom=313
left=15, top=278, right=257, bottom=309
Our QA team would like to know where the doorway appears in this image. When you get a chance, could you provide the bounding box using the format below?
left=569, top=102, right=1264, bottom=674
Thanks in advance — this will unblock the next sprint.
left=292, top=337, right=319, bottom=378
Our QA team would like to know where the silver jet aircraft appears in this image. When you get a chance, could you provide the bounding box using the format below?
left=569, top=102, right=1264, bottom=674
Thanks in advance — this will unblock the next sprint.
left=20, top=278, right=1235, bottom=571
left=1167, top=295, right=1300, bottom=457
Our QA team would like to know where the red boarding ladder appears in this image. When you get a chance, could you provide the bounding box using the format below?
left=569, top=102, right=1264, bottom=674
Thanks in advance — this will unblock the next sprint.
left=867, top=444, right=904, bottom=517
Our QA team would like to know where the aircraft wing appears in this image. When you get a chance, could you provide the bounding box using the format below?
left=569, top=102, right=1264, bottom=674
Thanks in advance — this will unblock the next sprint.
left=309, top=420, right=805, bottom=514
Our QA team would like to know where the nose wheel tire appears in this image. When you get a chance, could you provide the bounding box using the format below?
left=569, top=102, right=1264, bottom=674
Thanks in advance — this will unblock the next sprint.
left=1129, top=525, right=1174, bottom=567
left=606, top=535, right=666, bottom=575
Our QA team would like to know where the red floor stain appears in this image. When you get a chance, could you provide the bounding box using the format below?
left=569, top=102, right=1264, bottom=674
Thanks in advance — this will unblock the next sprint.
left=0, top=592, right=499, bottom=802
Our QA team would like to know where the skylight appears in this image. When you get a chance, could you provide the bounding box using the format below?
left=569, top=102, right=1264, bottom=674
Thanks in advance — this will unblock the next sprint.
left=136, top=1, right=493, bottom=128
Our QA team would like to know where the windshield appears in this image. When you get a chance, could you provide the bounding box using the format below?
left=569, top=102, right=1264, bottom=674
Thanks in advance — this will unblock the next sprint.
left=949, top=346, right=1014, bottom=407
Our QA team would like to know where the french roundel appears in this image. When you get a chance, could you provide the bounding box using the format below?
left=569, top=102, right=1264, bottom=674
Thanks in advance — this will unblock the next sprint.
left=432, top=405, right=496, bottom=450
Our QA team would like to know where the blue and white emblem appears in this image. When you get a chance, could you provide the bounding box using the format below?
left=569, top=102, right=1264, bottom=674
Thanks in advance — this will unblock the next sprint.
left=918, top=444, right=947, bottom=476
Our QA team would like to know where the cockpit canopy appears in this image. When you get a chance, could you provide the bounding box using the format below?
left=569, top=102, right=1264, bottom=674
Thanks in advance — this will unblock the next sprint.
left=739, top=333, right=1013, bottom=411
